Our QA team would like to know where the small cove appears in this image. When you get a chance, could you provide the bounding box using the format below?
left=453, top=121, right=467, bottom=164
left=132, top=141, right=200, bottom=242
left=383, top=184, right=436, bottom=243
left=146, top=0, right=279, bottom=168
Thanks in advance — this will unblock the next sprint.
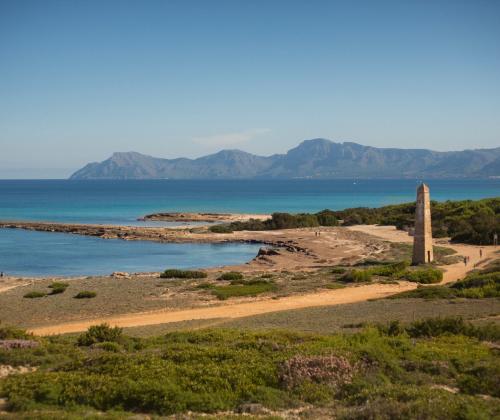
left=0, top=229, right=261, bottom=277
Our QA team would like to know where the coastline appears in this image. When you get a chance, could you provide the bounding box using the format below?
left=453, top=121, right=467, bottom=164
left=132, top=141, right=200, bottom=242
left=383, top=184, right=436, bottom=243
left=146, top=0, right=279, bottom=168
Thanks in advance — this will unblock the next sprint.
left=1, top=218, right=497, bottom=335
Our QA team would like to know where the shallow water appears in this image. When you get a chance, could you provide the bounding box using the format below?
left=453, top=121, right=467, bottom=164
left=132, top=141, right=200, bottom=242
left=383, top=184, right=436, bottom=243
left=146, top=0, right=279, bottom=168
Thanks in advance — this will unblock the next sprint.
left=0, top=229, right=261, bottom=277
left=0, top=179, right=498, bottom=276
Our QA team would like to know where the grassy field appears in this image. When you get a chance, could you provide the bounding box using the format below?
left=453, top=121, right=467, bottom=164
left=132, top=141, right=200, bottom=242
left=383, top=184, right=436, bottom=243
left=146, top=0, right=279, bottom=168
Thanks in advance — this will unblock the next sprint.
left=0, top=319, right=499, bottom=418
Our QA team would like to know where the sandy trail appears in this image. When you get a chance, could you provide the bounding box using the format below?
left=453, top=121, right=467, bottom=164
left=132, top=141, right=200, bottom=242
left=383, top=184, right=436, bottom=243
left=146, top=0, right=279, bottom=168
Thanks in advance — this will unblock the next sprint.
left=29, top=282, right=415, bottom=335
left=28, top=225, right=497, bottom=336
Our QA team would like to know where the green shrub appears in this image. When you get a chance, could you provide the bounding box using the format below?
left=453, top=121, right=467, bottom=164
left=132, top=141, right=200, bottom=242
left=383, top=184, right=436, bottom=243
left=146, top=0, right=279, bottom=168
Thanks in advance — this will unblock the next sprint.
left=392, top=264, right=500, bottom=299
left=400, top=268, right=443, bottom=284
left=330, top=267, right=347, bottom=274
left=48, top=281, right=70, bottom=289
left=451, top=271, right=500, bottom=298
left=341, top=269, right=372, bottom=283
left=74, top=291, right=96, bottom=299
left=23, top=291, right=46, bottom=299
left=0, top=324, right=32, bottom=340
left=94, top=341, right=123, bottom=352
left=390, top=286, right=457, bottom=299
left=316, top=210, right=339, bottom=226
left=217, top=271, right=244, bottom=281
left=376, top=317, right=500, bottom=342
left=211, top=280, right=277, bottom=300
left=48, top=282, right=70, bottom=295
left=208, top=224, right=234, bottom=233
left=160, top=269, right=208, bottom=279
left=370, top=261, right=409, bottom=277
left=77, top=324, right=123, bottom=346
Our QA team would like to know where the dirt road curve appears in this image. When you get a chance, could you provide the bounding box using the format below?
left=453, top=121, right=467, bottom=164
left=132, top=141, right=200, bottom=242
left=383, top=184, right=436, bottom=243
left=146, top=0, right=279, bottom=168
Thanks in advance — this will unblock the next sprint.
left=29, top=282, right=415, bottom=335
left=29, top=225, right=497, bottom=336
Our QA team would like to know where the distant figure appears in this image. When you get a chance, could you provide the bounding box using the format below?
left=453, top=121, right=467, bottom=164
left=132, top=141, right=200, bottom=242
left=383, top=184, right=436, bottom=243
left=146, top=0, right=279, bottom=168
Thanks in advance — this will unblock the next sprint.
left=463, top=257, right=467, bottom=267
left=480, top=248, right=483, bottom=258
left=0, top=272, right=3, bottom=278
left=494, top=233, right=498, bottom=246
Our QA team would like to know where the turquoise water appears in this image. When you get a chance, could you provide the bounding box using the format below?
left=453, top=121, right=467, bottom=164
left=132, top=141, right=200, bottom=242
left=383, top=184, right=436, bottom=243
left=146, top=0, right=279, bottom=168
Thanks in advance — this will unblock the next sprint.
left=0, top=229, right=261, bottom=277
left=0, top=179, right=498, bottom=276
left=0, top=179, right=499, bottom=225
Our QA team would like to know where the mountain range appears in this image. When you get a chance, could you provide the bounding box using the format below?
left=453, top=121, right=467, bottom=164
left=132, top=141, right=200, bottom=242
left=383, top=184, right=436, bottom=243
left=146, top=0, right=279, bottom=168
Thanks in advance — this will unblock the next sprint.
left=70, top=139, right=500, bottom=179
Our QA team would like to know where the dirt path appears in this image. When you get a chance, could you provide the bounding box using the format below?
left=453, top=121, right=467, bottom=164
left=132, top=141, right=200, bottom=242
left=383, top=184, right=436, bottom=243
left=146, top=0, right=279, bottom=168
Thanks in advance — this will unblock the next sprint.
left=347, top=225, right=498, bottom=283
left=28, top=225, right=497, bottom=336
left=29, top=282, right=416, bottom=335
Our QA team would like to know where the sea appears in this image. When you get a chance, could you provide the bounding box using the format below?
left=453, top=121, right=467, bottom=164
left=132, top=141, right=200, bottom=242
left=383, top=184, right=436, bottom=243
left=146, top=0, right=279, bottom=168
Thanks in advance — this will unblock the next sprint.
left=0, top=179, right=498, bottom=276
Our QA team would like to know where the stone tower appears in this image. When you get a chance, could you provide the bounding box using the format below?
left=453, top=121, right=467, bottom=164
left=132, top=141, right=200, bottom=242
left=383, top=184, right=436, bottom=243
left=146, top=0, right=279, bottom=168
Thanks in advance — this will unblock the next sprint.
left=412, top=183, right=433, bottom=265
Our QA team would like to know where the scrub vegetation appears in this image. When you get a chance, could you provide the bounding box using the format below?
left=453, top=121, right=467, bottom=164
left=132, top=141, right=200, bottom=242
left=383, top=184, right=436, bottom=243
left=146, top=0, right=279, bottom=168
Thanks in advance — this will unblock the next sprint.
left=160, top=269, right=208, bottom=279
left=392, top=262, right=500, bottom=299
left=197, top=278, right=277, bottom=300
left=340, top=261, right=443, bottom=284
left=0, top=319, right=499, bottom=418
left=210, top=197, right=500, bottom=245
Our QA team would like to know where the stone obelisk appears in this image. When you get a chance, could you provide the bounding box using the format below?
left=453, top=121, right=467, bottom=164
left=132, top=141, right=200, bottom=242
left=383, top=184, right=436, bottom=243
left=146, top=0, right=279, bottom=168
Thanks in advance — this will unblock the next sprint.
left=412, top=183, right=433, bottom=265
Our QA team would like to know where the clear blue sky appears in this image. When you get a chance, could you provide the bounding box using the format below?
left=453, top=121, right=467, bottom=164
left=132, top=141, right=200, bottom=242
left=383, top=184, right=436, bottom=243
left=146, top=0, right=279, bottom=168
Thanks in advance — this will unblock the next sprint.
left=1, top=0, right=499, bottom=178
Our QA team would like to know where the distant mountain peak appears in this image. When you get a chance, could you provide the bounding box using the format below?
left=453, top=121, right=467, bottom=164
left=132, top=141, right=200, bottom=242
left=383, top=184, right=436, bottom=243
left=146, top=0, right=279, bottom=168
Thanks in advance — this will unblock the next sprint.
left=70, top=139, right=500, bottom=180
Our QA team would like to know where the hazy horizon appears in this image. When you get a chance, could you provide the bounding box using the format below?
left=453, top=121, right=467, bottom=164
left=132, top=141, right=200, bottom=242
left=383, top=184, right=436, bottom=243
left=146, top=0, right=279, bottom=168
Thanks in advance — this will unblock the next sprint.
left=1, top=0, right=500, bottom=178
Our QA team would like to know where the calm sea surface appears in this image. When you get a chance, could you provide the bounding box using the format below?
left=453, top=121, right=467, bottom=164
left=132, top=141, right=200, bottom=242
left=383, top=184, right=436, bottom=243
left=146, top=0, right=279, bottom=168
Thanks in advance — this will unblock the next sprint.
left=1, top=179, right=499, bottom=225
left=0, top=229, right=261, bottom=277
left=0, top=179, right=498, bottom=276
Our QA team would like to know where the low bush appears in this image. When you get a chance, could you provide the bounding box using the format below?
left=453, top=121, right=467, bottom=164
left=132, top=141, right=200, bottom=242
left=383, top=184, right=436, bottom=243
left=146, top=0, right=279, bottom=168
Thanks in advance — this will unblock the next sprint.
left=48, top=282, right=70, bottom=295
left=400, top=267, right=443, bottom=284
left=330, top=267, right=347, bottom=274
left=211, top=280, right=277, bottom=300
left=94, top=341, right=123, bottom=352
left=208, top=224, right=234, bottom=233
left=451, top=271, right=500, bottom=298
left=77, top=324, right=123, bottom=346
left=391, top=263, right=500, bottom=299
left=74, top=291, right=96, bottom=299
left=217, top=271, right=244, bottom=281
left=48, top=282, right=70, bottom=289
left=341, top=270, right=372, bottom=283
left=370, top=261, right=409, bottom=277
left=390, top=286, right=457, bottom=300
left=160, top=269, right=207, bottom=279
left=0, top=324, right=32, bottom=340
left=376, top=317, right=500, bottom=343
left=23, top=291, right=46, bottom=299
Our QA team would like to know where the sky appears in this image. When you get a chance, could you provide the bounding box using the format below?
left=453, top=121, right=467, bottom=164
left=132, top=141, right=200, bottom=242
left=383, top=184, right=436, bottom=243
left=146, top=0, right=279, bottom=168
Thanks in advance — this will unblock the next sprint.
left=1, top=0, right=499, bottom=178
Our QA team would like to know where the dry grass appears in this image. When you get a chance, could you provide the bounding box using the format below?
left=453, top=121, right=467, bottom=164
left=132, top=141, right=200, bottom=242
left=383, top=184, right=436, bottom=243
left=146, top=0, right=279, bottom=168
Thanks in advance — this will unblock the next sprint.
left=122, top=298, right=500, bottom=337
